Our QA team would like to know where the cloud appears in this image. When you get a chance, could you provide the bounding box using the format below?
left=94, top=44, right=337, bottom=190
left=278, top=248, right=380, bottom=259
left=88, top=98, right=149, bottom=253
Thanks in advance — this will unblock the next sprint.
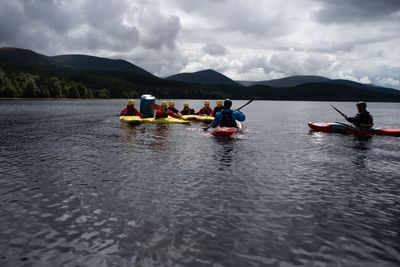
left=313, top=0, right=400, bottom=24
left=0, top=0, right=400, bottom=89
left=202, top=43, right=227, bottom=56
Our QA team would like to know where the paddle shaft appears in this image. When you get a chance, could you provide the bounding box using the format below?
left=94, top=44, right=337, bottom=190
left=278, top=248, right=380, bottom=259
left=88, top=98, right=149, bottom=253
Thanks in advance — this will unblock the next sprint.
left=331, top=105, right=347, bottom=119
left=204, top=99, right=253, bottom=131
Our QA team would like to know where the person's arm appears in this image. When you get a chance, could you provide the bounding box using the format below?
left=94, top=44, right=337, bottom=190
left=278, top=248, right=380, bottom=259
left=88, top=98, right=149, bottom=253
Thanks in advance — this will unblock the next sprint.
left=120, top=107, right=127, bottom=116
left=345, top=114, right=357, bottom=124
left=233, top=110, right=245, bottom=121
left=134, top=108, right=143, bottom=118
left=211, top=112, right=222, bottom=128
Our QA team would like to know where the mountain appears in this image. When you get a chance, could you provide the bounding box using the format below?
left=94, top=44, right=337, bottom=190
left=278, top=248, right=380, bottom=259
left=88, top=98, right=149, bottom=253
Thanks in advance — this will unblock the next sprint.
left=167, top=69, right=243, bottom=87
left=0, top=47, right=154, bottom=77
left=238, top=75, right=332, bottom=87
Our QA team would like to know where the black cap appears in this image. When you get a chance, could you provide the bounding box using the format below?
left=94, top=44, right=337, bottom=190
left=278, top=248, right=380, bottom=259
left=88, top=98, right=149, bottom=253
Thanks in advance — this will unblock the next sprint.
left=223, top=99, right=232, bottom=108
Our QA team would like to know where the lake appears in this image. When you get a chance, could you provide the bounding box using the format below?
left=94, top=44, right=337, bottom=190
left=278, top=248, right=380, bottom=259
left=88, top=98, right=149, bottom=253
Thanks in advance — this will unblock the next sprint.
left=0, top=99, right=399, bottom=266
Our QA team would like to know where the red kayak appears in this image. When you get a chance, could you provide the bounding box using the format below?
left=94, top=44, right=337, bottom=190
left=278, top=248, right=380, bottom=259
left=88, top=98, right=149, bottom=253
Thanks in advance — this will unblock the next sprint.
left=211, top=121, right=243, bottom=137
left=308, top=122, right=400, bottom=137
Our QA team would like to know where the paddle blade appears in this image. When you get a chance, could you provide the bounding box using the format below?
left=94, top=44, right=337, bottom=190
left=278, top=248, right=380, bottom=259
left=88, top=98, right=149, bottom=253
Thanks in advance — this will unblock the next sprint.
left=150, top=103, right=162, bottom=110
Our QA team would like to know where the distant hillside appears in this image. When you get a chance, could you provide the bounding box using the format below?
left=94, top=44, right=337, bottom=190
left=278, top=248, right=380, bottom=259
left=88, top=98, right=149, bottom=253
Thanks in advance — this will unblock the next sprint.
left=167, top=69, right=243, bottom=87
left=238, top=75, right=332, bottom=87
left=0, top=47, right=154, bottom=77
left=1, top=47, right=400, bottom=101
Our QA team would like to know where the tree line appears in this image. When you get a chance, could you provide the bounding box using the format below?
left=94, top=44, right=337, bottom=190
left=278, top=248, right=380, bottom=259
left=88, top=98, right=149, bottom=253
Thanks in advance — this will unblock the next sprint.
left=0, top=67, right=110, bottom=99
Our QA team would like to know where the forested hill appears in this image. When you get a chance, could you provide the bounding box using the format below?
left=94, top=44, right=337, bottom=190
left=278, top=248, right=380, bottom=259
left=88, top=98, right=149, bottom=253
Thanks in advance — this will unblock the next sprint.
left=1, top=47, right=400, bottom=101
left=167, top=69, right=242, bottom=87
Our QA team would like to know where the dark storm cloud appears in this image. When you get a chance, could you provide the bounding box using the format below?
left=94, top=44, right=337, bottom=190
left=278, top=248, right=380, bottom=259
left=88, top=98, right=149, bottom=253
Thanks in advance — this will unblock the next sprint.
left=313, top=0, right=400, bottom=23
left=0, top=0, right=181, bottom=53
left=202, top=43, right=227, bottom=56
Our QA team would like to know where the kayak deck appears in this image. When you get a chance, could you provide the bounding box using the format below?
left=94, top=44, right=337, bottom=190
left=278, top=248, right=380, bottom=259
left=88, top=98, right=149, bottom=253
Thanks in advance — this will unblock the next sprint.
left=181, top=115, right=214, bottom=123
left=308, top=122, right=400, bottom=137
left=120, top=115, right=190, bottom=125
left=211, top=121, right=243, bottom=137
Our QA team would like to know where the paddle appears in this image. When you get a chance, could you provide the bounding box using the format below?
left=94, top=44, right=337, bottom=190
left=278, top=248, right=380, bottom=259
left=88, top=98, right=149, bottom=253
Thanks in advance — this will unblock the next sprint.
left=203, top=99, right=254, bottom=131
left=150, top=103, right=162, bottom=110
left=331, top=105, right=347, bottom=119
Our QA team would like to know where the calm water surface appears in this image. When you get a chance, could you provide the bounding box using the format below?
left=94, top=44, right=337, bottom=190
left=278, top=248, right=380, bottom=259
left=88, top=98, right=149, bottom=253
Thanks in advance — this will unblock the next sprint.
left=0, top=99, right=399, bottom=266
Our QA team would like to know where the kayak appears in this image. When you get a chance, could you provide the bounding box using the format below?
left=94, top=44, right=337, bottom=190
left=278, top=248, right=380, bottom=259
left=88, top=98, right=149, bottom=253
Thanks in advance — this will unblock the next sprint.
left=308, top=122, right=400, bottom=137
left=141, top=116, right=190, bottom=124
left=211, top=121, right=243, bottom=137
left=181, top=115, right=214, bottom=123
left=119, top=116, right=142, bottom=125
left=120, top=115, right=190, bottom=125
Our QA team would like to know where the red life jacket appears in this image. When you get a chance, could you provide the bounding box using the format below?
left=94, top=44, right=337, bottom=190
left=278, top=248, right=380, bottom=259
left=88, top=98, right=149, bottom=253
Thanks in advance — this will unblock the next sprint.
left=219, top=110, right=237, bottom=127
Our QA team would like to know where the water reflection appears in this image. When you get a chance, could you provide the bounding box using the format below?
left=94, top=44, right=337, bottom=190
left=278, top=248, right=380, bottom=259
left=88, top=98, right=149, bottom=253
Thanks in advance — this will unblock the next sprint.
left=212, top=138, right=238, bottom=169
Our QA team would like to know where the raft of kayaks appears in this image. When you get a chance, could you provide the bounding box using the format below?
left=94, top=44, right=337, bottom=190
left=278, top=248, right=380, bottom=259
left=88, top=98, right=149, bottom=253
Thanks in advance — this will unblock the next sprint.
left=120, top=115, right=190, bottom=125
left=211, top=121, right=243, bottom=137
left=181, top=115, right=214, bottom=123
left=308, top=122, right=400, bottom=137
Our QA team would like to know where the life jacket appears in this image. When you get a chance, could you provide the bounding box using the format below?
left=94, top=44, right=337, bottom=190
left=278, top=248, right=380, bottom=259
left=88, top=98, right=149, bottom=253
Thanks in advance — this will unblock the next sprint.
left=181, top=108, right=194, bottom=115
left=219, top=110, right=237, bottom=127
left=355, top=111, right=374, bottom=129
left=126, top=105, right=135, bottom=116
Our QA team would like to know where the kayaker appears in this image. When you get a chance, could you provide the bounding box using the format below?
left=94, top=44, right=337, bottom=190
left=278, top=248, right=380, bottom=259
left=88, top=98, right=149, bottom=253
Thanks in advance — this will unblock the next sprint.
left=212, top=100, right=223, bottom=116
left=180, top=102, right=195, bottom=115
left=345, top=101, right=374, bottom=129
left=120, top=99, right=143, bottom=117
left=167, top=101, right=180, bottom=114
left=211, top=99, right=245, bottom=128
left=155, top=101, right=180, bottom=119
left=196, top=100, right=213, bottom=116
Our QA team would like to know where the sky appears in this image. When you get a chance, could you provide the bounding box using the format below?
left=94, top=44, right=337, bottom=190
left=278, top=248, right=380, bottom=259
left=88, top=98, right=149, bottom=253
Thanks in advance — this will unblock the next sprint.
left=1, top=0, right=400, bottom=88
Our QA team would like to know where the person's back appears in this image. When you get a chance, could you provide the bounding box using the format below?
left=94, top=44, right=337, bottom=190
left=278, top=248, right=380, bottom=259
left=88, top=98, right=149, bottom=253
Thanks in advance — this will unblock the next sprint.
left=345, top=101, right=373, bottom=129
left=211, top=99, right=245, bottom=128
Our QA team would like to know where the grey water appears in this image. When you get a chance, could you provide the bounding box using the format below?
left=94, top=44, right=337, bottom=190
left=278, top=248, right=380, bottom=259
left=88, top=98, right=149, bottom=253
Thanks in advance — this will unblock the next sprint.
left=0, top=99, right=399, bottom=267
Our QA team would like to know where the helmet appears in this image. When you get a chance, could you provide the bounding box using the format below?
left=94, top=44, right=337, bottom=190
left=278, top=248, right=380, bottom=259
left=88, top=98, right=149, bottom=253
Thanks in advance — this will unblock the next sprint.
left=223, top=99, right=232, bottom=108
left=216, top=100, right=223, bottom=107
left=169, top=101, right=175, bottom=107
left=356, top=101, right=367, bottom=109
left=204, top=100, right=210, bottom=106
left=127, top=99, right=134, bottom=106
left=161, top=101, right=167, bottom=107
left=183, top=102, right=189, bottom=107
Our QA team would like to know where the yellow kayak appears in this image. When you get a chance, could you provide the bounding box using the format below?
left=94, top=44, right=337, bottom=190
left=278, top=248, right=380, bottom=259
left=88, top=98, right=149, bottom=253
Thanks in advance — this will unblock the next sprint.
left=119, top=116, right=142, bottom=124
left=181, top=115, right=214, bottom=123
left=141, top=116, right=190, bottom=124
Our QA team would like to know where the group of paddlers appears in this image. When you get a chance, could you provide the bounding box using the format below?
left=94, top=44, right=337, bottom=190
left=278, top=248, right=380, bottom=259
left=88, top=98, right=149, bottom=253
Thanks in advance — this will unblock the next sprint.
left=120, top=99, right=246, bottom=128
left=120, top=98, right=373, bottom=129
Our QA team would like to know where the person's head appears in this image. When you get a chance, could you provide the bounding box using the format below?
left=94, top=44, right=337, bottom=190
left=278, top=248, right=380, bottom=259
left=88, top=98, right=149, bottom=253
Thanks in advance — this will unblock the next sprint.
left=127, top=99, right=134, bottom=106
left=223, top=99, right=232, bottom=109
left=168, top=101, right=175, bottom=108
left=216, top=100, right=223, bottom=107
left=161, top=101, right=167, bottom=108
left=183, top=102, right=189, bottom=108
left=356, top=101, right=367, bottom=112
left=204, top=100, right=210, bottom=107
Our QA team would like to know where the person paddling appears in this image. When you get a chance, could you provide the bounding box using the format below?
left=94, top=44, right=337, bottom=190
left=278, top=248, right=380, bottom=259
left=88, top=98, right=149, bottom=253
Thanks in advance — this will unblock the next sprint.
left=120, top=99, right=143, bottom=117
left=180, top=102, right=195, bottom=115
left=345, top=101, right=373, bottom=129
left=155, top=101, right=180, bottom=119
left=211, top=99, right=245, bottom=128
left=196, top=100, right=213, bottom=116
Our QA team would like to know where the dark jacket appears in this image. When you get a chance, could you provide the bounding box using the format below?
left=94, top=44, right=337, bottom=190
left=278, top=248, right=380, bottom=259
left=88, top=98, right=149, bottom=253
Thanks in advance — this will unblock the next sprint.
left=346, top=110, right=373, bottom=128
